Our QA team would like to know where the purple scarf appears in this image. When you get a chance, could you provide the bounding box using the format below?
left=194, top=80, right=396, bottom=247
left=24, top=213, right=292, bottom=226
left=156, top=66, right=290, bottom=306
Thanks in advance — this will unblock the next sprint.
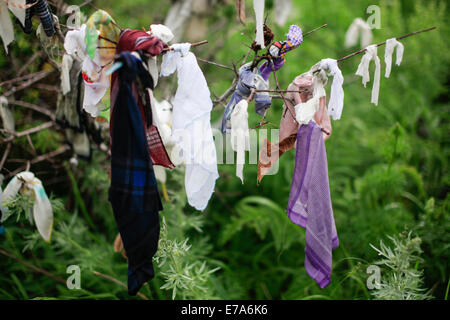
left=287, top=121, right=339, bottom=288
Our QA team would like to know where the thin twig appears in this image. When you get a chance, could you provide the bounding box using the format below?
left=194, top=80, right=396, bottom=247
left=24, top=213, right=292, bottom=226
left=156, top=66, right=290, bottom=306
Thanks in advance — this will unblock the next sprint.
left=240, top=48, right=252, bottom=67
left=255, top=89, right=310, bottom=94
left=0, top=142, right=12, bottom=171
left=0, top=70, right=51, bottom=87
left=2, top=121, right=54, bottom=143
left=110, top=20, right=123, bottom=32
left=4, top=71, right=54, bottom=97
left=0, top=248, right=67, bottom=286
left=252, top=23, right=328, bottom=69
left=269, top=95, right=294, bottom=103
left=162, top=40, right=209, bottom=52
left=6, top=145, right=71, bottom=178
left=269, top=57, right=294, bottom=118
left=246, top=89, right=256, bottom=103
left=337, top=26, right=437, bottom=63
left=26, top=135, right=37, bottom=154
left=8, top=100, right=55, bottom=120
left=197, top=58, right=234, bottom=71
left=303, top=23, right=328, bottom=37
left=32, top=84, right=59, bottom=92
left=212, top=76, right=238, bottom=108
left=97, top=46, right=116, bottom=50
left=99, top=35, right=117, bottom=45
left=17, top=52, right=42, bottom=77
left=92, top=271, right=149, bottom=300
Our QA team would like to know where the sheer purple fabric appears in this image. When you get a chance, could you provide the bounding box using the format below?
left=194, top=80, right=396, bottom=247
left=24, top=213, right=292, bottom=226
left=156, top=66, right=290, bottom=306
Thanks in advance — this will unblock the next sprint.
left=287, top=121, right=339, bottom=288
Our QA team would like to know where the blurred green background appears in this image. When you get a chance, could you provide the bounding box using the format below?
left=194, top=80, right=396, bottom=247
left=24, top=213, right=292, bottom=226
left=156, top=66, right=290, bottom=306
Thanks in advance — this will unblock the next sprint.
left=0, top=0, right=448, bottom=300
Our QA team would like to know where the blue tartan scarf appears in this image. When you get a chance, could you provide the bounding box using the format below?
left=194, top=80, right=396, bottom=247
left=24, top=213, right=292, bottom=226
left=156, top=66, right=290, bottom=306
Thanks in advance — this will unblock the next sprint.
left=108, top=52, right=162, bottom=296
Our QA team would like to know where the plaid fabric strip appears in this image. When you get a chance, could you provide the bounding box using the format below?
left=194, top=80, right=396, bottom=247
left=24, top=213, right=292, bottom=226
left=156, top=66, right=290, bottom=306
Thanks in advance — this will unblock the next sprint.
left=109, top=52, right=162, bottom=296
left=137, top=74, right=175, bottom=169
left=145, top=125, right=175, bottom=169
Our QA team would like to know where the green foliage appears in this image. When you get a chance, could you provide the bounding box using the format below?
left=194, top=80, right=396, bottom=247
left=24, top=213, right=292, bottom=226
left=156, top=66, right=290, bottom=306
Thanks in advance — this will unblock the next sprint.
left=369, top=232, right=432, bottom=300
left=0, top=0, right=448, bottom=300
left=219, top=196, right=302, bottom=253
left=156, top=218, right=220, bottom=300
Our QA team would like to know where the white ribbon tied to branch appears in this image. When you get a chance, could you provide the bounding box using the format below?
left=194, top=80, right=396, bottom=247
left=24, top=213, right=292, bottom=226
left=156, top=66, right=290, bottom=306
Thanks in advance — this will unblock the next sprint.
left=253, top=0, right=265, bottom=49
left=0, top=1, right=14, bottom=53
left=295, top=71, right=326, bottom=125
left=384, top=38, right=404, bottom=78
left=0, top=95, right=15, bottom=131
left=355, top=44, right=381, bottom=106
left=1, top=171, right=53, bottom=242
left=345, top=18, right=373, bottom=49
left=160, top=42, right=219, bottom=211
left=230, top=100, right=250, bottom=183
left=319, top=58, right=345, bottom=120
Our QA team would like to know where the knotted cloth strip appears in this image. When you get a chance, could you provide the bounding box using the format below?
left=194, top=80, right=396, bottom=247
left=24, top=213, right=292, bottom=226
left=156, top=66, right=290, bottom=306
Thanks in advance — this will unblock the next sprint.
left=295, top=70, right=326, bottom=125
left=257, top=68, right=332, bottom=184
left=2, top=171, right=53, bottom=242
left=384, top=38, right=404, bottom=78
left=161, top=44, right=219, bottom=211
left=274, top=0, right=292, bottom=26
left=319, top=58, right=344, bottom=120
left=230, top=100, right=250, bottom=183
left=3, top=0, right=37, bottom=28
left=345, top=17, right=372, bottom=49
left=0, top=95, right=14, bottom=131
left=0, top=1, right=15, bottom=53
left=355, top=44, right=380, bottom=106
left=253, top=0, right=265, bottom=49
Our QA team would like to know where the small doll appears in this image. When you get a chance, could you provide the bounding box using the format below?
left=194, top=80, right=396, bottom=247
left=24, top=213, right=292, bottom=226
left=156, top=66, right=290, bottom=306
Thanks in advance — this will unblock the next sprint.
left=259, top=24, right=304, bottom=81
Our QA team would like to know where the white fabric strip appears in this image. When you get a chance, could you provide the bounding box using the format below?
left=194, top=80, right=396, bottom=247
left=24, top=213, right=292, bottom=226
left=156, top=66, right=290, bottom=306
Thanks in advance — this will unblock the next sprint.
left=0, top=1, right=14, bottom=53
left=355, top=44, right=381, bottom=105
left=345, top=18, right=372, bottom=49
left=2, top=171, right=53, bottom=242
left=149, top=24, right=174, bottom=43
left=8, top=0, right=26, bottom=27
left=0, top=95, right=14, bottom=131
left=295, top=72, right=326, bottom=125
left=274, top=0, right=292, bottom=27
left=319, top=58, right=345, bottom=120
left=64, top=24, right=87, bottom=61
left=161, top=44, right=219, bottom=211
left=384, top=38, right=404, bottom=78
left=230, top=99, right=250, bottom=183
left=253, top=0, right=265, bottom=49
left=61, top=54, right=74, bottom=95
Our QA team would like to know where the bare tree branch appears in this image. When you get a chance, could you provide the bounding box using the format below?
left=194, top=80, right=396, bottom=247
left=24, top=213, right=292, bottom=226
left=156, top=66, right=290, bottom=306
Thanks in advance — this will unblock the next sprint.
left=2, top=121, right=55, bottom=143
